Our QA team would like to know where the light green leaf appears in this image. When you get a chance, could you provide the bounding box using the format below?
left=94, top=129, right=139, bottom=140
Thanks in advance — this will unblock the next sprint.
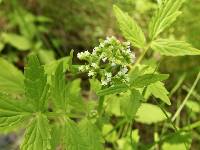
left=149, top=0, right=184, bottom=39
left=186, top=100, right=200, bottom=113
left=162, top=132, right=191, bottom=150
left=121, top=89, right=143, bottom=120
left=131, top=73, right=169, bottom=88
left=151, top=39, right=200, bottom=56
left=146, top=81, right=171, bottom=105
left=51, top=62, right=66, bottom=109
left=2, top=33, right=32, bottom=50
left=136, top=103, right=171, bottom=124
left=50, top=124, right=64, bottom=150
left=66, top=79, right=85, bottom=111
left=79, top=119, right=104, bottom=150
left=97, top=84, right=128, bottom=96
left=0, top=93, right=31, bottom=132
left=24, top=54, right=49, bottom=111
left=0, top=58, right=24, bottom=93
left=64, top=119, right=88, bottom=150
left=21, top=113, right=51, bottom=150
left=113, top=5, right=146, bottom=48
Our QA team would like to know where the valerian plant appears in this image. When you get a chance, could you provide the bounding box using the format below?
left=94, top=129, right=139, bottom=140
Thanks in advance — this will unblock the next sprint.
left=0, top=0, right=200, bottom=149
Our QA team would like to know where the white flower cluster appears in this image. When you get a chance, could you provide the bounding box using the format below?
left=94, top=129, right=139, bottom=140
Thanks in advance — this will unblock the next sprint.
left=77, top=36, right=136, bottom=86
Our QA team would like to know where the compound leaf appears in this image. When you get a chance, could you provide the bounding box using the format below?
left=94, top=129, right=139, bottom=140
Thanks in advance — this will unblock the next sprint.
left=63, top=119, right=88, bottom=150
left=151, top=39, right=200, bottom=56
left=0, top=58, right=24, bottom=94
left=21, top=113, right=51, bottom=150
left=113, top=5, right=146, bottom=48
left=79, top=119, right=104, bottom=150
left=0, top=93, right=31, bottom=132
left=24, top=54, right=49, bottom=111
left=149, top=0, right=184, bottom=39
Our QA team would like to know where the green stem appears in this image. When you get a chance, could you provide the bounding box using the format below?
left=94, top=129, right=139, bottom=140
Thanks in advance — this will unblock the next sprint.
left=182, top=120, right=200, bottom=131
left=131, top=43, right=151, bottom=69
left=97, top=96, right=105, bottom=116
left=171, top=72, right=200, bottom=122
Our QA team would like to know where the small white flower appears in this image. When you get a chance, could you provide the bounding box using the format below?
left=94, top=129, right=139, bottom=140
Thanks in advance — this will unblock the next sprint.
left=84, top=50, right=90, bottom=56
left=85, top=65, right=90, bottom=70
left=130, top=53, right=136, bottom=63
left=111, top=62, right=116, bottom=66
left=102, top=57, right=107, bottom=62
left=91, top=63, right=98, bottom=69
left=101, top=80, right=108, bottom=86
left=88, top=70, right=95, bottom=77
left=105, top=72, right=112, bottom=78
left=78, top=66, right=85, bottom=72
left=77, top=52, right=83, bottom=59
left=100, top=43, right=105, bottom=48
left=121, top=67, right=128, bottom=74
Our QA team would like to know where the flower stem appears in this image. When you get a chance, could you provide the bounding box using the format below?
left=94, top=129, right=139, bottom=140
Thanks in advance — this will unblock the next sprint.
left=171, top=72, right=200, bottom=122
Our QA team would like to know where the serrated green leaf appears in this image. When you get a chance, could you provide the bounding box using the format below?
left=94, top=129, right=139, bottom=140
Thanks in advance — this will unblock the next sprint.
left=121, top=89, right=143, bottom=120
left=50, top=124, right=64, bottom=150
left=149, top=0, right=184, bottom=39
left=66, top=79, right=85, bottom=111
left=131, top=73, right=169, bottom=88
left=146, top=81, right=171, bottom=105
left=21, top=113, right=51, bottom=150
left=151, top=39, right=200, bottom=56
left=63, top=119, right=88, bottom=150
left=136, top=103, right=171, bottom=124
left=79, top=119, right=104, bottom=150
left=51, top=62, right=66, bottom=109
left=24, top=54, right=49, bottom=111
left=0, top=58, right=24, bottom=94
left=2, top=33, right=32, bottom=50
left=113, top=5, right=146, bottom=48
left=97, top=84, right=128, bottom=96
left=0, top=93, right=31, bottom=132
left=44, top=50, right=73, bottom=77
